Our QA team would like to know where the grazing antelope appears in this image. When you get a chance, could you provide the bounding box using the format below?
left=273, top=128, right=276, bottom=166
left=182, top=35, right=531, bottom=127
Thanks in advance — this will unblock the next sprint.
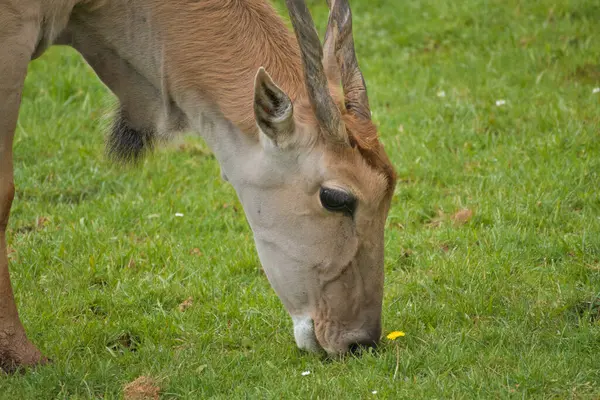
left=0, top=0, right=396, bottom=371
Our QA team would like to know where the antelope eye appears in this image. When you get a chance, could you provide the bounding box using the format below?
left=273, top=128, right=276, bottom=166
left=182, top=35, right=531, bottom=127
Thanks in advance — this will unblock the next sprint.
left=319, top=187, right=356, bottom=216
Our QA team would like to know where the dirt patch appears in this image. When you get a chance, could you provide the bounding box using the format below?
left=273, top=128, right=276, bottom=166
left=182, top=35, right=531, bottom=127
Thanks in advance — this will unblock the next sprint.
left=178, top=297, right=193, bottom=312
left=7, top=247, right=16, bottom=261
left=189, top=248, right=202, bottom=256
left=452, top=209, right=474, bottom=225
left=36, top=216, right=49, bottom=229
left=425, top=208, right=474, bottom=228
left=123, top=376, right=160, bottom=400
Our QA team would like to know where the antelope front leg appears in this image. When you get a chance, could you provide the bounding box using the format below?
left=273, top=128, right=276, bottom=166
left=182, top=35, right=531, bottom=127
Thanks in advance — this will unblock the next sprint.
left=0, top=11, right=47, bottom=373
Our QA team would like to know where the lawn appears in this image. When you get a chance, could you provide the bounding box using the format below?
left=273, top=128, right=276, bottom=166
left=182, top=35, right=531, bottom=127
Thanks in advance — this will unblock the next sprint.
left=2, top=0, right=600, bottom=398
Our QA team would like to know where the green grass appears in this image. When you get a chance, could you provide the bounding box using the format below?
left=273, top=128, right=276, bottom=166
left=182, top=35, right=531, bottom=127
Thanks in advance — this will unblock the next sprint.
left=2, top=0, right=600, bottom=398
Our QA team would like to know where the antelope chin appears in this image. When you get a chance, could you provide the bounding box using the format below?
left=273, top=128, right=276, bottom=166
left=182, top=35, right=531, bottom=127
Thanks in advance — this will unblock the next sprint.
left=292, top=315, right=322, bottom=353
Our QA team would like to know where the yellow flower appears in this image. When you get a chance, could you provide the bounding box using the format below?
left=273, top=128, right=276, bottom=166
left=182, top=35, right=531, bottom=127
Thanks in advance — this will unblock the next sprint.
left=386, top=331, right=405, bottom=340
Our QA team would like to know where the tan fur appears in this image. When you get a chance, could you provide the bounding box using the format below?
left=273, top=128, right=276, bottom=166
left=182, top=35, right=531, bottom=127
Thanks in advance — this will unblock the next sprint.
left=153, top=0, right=306, bottom=134
left=0, top=0, right=396, bottom=368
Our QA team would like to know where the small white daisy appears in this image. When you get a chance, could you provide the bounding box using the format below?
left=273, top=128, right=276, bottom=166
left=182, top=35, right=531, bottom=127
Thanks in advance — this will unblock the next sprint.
left=593, top=87, right=600, bottom=94
left=175, top=213, right=184, bottom=217
left=301, top=370, right=311, bottom=376
left=495, top=99, right=506, bottom=106
left=372, top=390, right=378, bottom=395
left=436, top=90, right=446, bottom=98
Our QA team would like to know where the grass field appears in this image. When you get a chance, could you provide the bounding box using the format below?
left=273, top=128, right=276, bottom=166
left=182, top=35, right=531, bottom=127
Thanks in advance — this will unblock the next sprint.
left=2, top=0, right=600, bottom=398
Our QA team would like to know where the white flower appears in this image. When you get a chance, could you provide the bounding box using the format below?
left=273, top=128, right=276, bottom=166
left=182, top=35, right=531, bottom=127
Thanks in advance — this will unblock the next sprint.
left=495, top=99, right=506, bottom=106
left=593, top=87, right=600, bottom=94
left=372, top=390, right=378, bottom=394
left=436, top=90, right=446, bottom=98
left=175, top=213, right=184, bottom=217
left=301, top=370, right=311, bottom=376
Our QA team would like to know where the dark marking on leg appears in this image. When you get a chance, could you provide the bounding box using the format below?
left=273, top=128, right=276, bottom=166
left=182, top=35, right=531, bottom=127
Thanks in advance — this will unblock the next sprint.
left=106, top=109, right=155, bottom=163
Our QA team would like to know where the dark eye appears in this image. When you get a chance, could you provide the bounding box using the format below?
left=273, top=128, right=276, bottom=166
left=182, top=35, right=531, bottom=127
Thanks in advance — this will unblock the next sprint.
left=319, top=187, right=356, bottom=216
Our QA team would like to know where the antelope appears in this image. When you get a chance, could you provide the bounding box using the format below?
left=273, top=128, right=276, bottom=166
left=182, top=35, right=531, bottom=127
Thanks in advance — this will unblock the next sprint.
left=0, top=0, right=396, bottom=371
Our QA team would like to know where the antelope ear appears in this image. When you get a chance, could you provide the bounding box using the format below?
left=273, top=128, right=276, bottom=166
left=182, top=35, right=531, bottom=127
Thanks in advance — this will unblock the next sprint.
left=253, top=67, right=295, bottom=146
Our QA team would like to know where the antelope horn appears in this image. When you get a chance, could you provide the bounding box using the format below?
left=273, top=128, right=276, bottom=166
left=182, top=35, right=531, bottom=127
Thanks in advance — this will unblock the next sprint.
left=325, top=0, right=371, bottom=120
left=285, top=0, right=348, bottom=144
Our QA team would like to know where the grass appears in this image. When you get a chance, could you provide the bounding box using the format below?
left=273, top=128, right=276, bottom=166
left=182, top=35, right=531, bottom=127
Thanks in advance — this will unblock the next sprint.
left=2, top=0, right=600, bottom=398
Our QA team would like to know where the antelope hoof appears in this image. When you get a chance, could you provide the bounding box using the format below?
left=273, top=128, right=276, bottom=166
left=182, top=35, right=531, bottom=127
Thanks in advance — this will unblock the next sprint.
left=0, top=332, right=49, bottom=374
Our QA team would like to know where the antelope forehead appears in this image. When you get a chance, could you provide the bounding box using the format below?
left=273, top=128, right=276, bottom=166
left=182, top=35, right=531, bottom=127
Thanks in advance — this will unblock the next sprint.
left=318, top=151, right=390, bottom=203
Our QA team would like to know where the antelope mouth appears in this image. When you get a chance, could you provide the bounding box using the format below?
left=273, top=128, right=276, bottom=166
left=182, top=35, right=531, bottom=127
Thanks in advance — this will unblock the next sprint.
left=292, top=313, right=383, bottom=355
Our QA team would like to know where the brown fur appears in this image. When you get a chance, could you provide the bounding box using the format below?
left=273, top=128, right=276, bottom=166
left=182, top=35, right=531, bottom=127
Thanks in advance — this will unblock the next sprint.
left=342, top=113, right=397, bottom=192
left=154, top=0, right=306, bottom=134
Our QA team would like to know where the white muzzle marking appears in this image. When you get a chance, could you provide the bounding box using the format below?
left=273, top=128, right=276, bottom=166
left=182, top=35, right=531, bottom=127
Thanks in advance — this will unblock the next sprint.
left=292, top=315, right=321, bottom=353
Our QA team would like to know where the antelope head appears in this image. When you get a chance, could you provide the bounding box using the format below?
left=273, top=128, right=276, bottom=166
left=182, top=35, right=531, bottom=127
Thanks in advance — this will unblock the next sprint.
left=230, top=0, right=396, bottom=355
